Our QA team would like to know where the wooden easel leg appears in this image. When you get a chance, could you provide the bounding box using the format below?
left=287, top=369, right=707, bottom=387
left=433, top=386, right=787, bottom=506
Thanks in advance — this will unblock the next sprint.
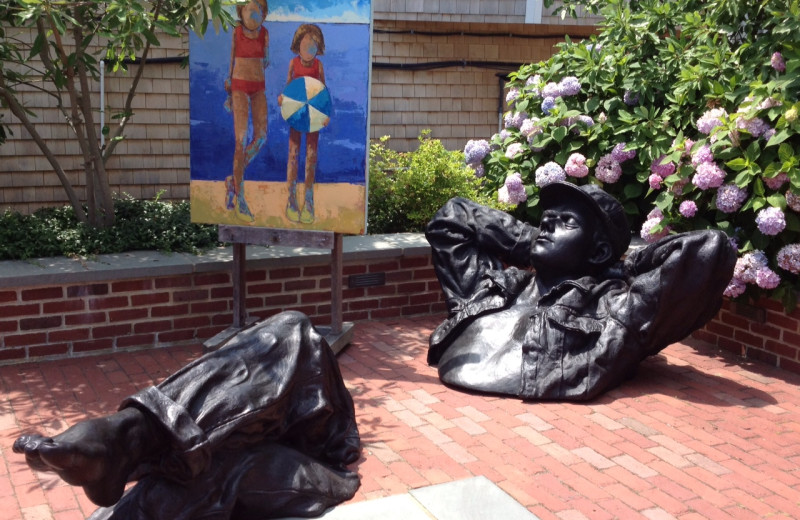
left=203, top=242, right=255, bottom=351
left=321, top=232, right=353, bottom=353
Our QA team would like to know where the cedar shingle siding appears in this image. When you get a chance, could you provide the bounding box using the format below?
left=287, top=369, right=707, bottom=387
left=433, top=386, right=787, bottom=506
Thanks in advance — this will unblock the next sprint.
left=0, top=1, right=599, bottom=213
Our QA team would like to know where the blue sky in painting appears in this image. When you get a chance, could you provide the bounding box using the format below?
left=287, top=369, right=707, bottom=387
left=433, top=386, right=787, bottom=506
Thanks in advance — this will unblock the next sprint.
left=267, top=0, right=370, bottom=23
left=189, top=19, right=371, bottom=184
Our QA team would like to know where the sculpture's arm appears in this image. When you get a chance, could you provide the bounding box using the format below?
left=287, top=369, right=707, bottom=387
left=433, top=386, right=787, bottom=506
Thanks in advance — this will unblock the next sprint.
left=425, top=197, right=538, bottom=312
left=621, top=229, right=737, bottom=355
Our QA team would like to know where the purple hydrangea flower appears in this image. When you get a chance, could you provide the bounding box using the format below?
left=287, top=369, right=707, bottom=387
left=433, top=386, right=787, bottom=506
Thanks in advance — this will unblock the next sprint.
left=764, top=173, right=788, bottom=190
left=755, top=206, right=786, bottom=235
left=541, top=96, right=556, bottom=114
left=651, top=155, right=676, bottom=178
left=757, top=97, right=782, bottom=110
left=498, top=129, right=512, bottom=142
left=534, top=161, right=566, bottom=187
left=691, top=144, right=714, bottom=167
left=756, top=267, right=781, bottom=289
left=715, top=184, right=748, bottom=213
left=697, top=108, right=728, bottom=135
left=472, top=163, right=485, bottom=178
left=520, top=117, right=542, bottom=138
left=611, top=142, right=636, bottom=163
left=786, top=190, right=800, bottom=212
left=772, top=51, right=786, bottom=72
left=542, top=82, right=561, bottom=98
left=679, top=200, right=698, bottom=217
left=505, top=142, right=525, bottom=159
left=558, top=76, right=581, bottom=96
left=733, top=251, right=768, bottom=284
left=525, top=74, right=542, bottom=87
left=692, top=161, right=726, bottom=190
left=777, top=244, right=800, bottom=274
left=564, top=153, right=589, bottom=178
left=736, top=116, right=771, bottom=138
left=623, top=90, right=639, bottom=106
left=506, top=87, right=521, bottom=105
left=464, top=139, right=491, bottom=165
left=595, top=155, right=622, bottom=184
left=504, top=111, right=527, bottom=129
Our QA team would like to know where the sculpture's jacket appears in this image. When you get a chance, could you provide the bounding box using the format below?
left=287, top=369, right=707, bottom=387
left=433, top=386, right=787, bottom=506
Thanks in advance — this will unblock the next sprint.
left=426, top=197, right=737, bottom=401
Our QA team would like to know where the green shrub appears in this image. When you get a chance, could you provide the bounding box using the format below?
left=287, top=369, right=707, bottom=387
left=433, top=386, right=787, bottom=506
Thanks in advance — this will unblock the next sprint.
left=368, top=131, right=507, bottom=234
left=467, top=0, right=800, bottom=308
left=0, top=194, right=220, bottom=260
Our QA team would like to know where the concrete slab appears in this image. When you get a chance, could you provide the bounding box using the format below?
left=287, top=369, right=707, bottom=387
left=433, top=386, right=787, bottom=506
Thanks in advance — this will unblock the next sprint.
left=280, top=494, right=435, bottom=520
left=410, top=476, right=539, bottom=520
left=278, top=477, right=538, bottom=520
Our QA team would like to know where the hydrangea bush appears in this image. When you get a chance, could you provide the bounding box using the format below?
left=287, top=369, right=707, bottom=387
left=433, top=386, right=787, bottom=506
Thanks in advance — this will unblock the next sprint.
left=465, top=0, right=800, bottom=309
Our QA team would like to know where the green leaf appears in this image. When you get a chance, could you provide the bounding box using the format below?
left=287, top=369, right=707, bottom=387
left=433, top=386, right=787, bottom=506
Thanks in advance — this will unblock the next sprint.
left=552, top=126, right=569, bottom=143
left=726, top=158, right=748, bottom=172
left=778, top=143, right=795, bottom=163
left=767, top=129, right=791, bottom=147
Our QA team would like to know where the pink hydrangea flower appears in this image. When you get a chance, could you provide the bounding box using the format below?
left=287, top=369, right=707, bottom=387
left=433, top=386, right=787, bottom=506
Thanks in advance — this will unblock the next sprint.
left=520, top=118, right=542, bottom=138
left=679, top=200, right=698, bottom=217
left=723, top=278, right=747, bottom=298
left=651, top=155, right=676, bottom=177
left=777, top=244, right=800, bottom=274
left=564, top=153, right=589, bottom=178
left=756, top=267, right=781, bottom=289
left=498, top=172, right=528, bottom=205
left=505, top=142, right=525, bottom=159
left=692, top=161, right=726, bottom=190
left=648, top=174, right=663, bottom=190
left=764, top=173, right=788, bottom=190
left=691, top=144, right=714, bottom=167
left=697, top=108, right=728, bottom=135
left=771, top=51, right=786, bottom=72
left=640, top=217, right=670, bottom=243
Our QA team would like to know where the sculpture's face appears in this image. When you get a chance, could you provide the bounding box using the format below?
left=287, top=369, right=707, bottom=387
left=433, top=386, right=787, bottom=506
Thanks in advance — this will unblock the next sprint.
left=531, top=202, right=595, bottom=278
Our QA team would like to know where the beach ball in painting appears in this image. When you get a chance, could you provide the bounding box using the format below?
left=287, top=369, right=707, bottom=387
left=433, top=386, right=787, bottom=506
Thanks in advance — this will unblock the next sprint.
left=280, top=77, right=332, bottom=133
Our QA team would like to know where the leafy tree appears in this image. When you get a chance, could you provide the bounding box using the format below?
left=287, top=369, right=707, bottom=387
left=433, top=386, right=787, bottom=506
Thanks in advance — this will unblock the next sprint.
left=0, top=0, right=234, bottom=227
left=466, top=0, right=800, bottom=308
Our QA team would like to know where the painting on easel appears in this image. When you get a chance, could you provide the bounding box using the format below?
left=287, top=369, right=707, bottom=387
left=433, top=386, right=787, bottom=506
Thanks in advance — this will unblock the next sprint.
left=189, top=0, right=372, bottom=234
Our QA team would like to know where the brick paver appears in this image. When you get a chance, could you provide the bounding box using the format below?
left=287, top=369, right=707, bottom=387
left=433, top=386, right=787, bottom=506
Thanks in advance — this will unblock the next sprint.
left=2, top=316, right=800, bottom=519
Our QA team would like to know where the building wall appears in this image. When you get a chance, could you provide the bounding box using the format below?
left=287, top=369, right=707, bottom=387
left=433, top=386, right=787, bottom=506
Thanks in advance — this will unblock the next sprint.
left=0, top=3, right=598, bottom=213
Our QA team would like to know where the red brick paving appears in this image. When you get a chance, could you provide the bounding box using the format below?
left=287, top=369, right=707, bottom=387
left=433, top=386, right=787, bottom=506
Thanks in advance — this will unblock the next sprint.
left=2, top=316, right=800, bottom=519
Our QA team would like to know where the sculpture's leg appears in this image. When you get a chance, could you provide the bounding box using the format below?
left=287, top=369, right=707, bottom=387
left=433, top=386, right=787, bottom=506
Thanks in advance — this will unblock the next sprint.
left=120, top=311, right=360, bottom=480
left=87, top=442, right=360, bottom=520
left=13, top=407, right=165, bottom=507
left=14, top=311, right=360, bottom=510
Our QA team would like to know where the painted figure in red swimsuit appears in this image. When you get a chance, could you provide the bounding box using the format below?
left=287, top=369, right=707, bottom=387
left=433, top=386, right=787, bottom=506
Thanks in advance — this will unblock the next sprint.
left=279, top=24, right=329, bottom=224
left=224, top=0, right=270, bottom=223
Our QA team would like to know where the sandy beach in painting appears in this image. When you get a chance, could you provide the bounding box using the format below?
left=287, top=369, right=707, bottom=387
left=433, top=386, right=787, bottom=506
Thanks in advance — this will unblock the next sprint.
left=190, top=180, right=366, bottom=234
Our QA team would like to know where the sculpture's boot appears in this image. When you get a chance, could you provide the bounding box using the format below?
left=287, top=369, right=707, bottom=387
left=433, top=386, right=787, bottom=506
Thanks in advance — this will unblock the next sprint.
left=300, top=186, right=315, bottom=224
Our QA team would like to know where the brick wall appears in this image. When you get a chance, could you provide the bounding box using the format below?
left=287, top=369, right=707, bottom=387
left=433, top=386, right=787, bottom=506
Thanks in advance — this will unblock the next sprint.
left=0, top=250, right=446, bottom=365
left=691, top=298, right=800, bottom=375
